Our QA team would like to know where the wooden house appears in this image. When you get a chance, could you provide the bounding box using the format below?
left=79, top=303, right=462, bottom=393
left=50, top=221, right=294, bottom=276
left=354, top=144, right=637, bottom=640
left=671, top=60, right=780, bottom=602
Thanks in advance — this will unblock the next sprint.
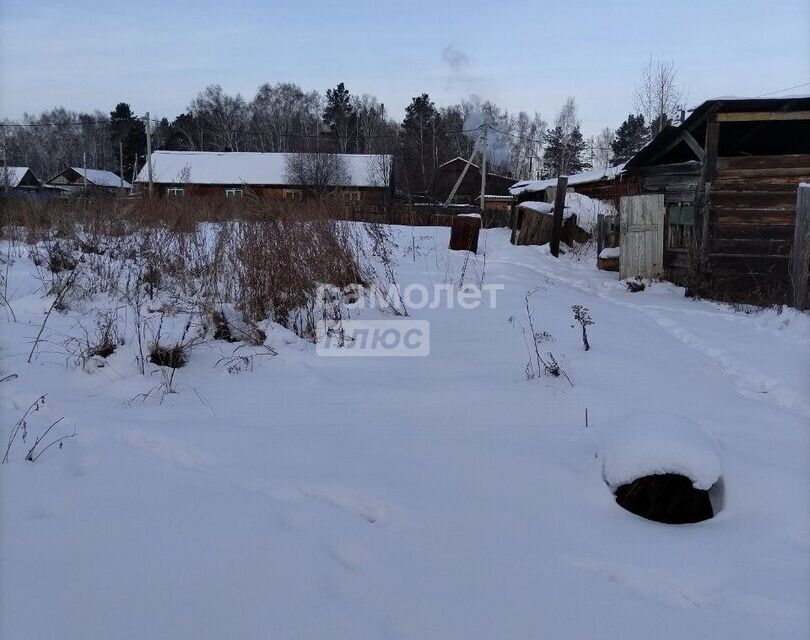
left=620, top=96, right=810, bottom=303
left=45, top=167, right=132, bottom=193
left=431, top=157, right=515, bottom=204
left=134, top=151, right=393, bottom=203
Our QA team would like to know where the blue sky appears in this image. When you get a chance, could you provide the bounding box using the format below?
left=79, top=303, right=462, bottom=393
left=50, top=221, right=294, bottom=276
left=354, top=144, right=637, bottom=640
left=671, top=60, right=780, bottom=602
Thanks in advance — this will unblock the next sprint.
left=1, top=0, right=808, bottom=134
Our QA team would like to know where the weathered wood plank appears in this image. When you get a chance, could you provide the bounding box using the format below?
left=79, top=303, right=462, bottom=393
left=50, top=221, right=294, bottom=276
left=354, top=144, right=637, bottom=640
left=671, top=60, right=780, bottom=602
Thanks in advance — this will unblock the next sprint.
left=717, top=154, right=810, bottom=171
left=713, top=176, right=810, bottom=191
left=715, top=167, right=810, bottom=178
left=791, top=184, right=810, bottom=309
left=712, top=208, right=797, bottom=224
left=716, top=111, right=810, bottom=122
left=711, top=223, right=795, bottom=240
left=712, top=238, right=793, bottom=256
left=549, top=176, right=568, bottom=257
left=620, top=194, right=665, bottom=278
left=711, top=191, right=796, bottom=209
left=709, top=254, right=790, bottom=272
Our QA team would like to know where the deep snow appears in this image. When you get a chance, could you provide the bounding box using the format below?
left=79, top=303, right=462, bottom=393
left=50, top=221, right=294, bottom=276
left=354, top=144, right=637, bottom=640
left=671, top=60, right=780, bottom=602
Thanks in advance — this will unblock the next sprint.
left=1, top=226, right=809, bottom=639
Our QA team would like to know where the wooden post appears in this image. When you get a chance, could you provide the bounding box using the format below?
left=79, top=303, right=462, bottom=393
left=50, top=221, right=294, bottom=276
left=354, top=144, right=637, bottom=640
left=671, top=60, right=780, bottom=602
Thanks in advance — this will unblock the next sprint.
left=549, top=176, right=568, bottom=257
left=119, top=140, right=124, bottom=193
left=596, top=213, right=605, bottom=257
left=691, top=112, right=720, bottom=291
left=2, top=128, right=8, bottom=195
left=145, top=111, right=153, bottom=197
left=791, top=184, right=810, bottom=309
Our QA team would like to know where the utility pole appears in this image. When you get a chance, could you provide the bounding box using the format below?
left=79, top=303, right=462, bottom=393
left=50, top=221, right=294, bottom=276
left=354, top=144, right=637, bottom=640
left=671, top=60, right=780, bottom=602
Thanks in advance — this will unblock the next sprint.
left=549, top=175, right=568, bottom=258
left=479, top=121, right=488, bottom=213
left=2, top=128, right=8, bottom=195
left=119, top=140, right=124, bottom=193
left=145, top=112, right=153, bottom=197
left=83, top=152, right=87, bottom=194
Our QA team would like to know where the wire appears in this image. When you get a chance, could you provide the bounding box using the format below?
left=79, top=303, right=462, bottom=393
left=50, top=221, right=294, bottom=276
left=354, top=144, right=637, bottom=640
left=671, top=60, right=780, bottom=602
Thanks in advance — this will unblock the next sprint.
left=0, top=119, right=484, bottom=141
left=756, top=80, right=810, bottom=98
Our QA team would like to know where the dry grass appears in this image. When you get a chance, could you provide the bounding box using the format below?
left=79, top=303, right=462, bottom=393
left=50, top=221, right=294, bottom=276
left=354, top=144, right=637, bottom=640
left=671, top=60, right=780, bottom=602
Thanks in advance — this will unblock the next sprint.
left=2, top=195, right=379, bottom=344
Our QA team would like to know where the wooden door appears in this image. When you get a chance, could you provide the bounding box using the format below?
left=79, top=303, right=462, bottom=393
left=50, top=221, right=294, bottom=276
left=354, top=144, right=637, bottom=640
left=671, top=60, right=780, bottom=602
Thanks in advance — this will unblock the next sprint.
left=620, top=194, right=665, bottom=279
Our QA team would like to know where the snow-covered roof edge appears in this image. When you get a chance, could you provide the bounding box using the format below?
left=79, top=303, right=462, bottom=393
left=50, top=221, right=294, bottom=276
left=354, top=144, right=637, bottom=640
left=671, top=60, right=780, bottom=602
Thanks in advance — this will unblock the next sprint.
left=134, top=151, right=392, bottom=188
left=509, top=163, right=626, bottom=196
left=0, top=167, right=36, bottom=188
left=70, top=167, right=132, bottom=189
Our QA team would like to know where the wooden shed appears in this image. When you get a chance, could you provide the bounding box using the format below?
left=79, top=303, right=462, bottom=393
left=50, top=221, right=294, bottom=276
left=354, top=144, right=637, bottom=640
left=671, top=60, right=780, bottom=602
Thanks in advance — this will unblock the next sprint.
left=621, top=96, right=810, bottom=304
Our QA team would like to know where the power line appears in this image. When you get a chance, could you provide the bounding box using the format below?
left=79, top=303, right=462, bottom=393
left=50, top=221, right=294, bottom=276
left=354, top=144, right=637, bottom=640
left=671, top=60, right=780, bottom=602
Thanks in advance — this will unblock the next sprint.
left=0, top=119, right=484, bottom=141
left=756, top=80, right=810, bottom=98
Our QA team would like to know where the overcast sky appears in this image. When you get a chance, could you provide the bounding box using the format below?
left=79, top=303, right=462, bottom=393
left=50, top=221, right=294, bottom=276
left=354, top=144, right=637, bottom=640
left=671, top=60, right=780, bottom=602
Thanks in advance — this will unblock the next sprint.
left=1, top=0, right=808, bottom=134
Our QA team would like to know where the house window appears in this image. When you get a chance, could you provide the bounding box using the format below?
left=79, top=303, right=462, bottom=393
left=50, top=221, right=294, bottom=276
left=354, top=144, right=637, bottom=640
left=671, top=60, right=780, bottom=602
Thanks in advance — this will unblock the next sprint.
left=666, top=203, right=694, bottom=249
left=340, top=190, right=361, bottom=203
left=225, top=188, right=243, bottom=198
left=166, top=186, right=184, bottom=197
left=283, top=189, right=303, bottom=201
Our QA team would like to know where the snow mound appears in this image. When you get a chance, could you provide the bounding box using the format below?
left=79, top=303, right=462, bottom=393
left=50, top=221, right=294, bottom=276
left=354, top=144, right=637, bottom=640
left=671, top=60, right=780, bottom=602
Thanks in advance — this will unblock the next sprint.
left=599, top=247, right=620, bottom=259
left=599, top=413, right=722, bottom=490
left=565, top=192, right=617, bottom=233
left=516, top=201, right=554, bottom=215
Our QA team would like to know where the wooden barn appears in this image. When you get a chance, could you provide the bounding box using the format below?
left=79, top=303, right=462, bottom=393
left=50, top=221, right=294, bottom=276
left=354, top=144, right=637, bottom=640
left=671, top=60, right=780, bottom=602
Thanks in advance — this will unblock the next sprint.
left=431, top=157, right=515, bottom=204
left=619, top=96, right=810, bottom=304
left=135, top=151, right=393, bottom=203
left=45, top=167, right=132, bottom=194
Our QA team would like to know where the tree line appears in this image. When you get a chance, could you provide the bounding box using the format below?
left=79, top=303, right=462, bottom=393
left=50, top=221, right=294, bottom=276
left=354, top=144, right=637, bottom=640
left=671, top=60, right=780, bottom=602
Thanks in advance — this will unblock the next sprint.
left=2, top=57, right=685, bottom=194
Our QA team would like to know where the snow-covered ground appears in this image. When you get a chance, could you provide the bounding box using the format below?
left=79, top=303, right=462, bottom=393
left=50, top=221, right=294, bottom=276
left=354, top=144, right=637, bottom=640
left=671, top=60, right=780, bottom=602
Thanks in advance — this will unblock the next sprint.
left=2, top=226, right=808, bottom=639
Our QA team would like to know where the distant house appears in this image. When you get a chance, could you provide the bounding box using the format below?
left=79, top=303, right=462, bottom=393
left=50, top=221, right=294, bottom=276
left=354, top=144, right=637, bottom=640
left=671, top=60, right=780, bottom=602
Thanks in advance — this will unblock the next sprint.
left=0, top=167, right=43, bottom=195
left=432, top=157, right=515, bottom=204
left=45, top=167, right=132, bottom=193
left=133, top=151, right=393, bottom=202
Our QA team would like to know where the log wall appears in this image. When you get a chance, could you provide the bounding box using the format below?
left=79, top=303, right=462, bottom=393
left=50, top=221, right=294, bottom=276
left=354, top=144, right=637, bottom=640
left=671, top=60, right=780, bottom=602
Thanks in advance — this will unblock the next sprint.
left=706, top=154, right=810, bottom=303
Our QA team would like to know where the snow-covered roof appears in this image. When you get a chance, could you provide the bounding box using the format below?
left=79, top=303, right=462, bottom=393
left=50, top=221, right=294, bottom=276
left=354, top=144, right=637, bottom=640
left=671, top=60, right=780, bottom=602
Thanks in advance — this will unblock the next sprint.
left=688, top=93, right=810, bottom=110
left=135, top=151, right=392, bottom=188
left=517, top=201, right=555, bottom=215
left=509, top=163, right=626, bottom=196
left=0, top=167, right=34, bottom=188
left=71, top=167, right=132, bottom=189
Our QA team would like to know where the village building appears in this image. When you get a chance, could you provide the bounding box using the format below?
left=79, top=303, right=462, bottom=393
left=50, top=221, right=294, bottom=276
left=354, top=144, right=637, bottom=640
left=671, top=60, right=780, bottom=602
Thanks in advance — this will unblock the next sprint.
left=134, top=151, right=393, bottom=202
left=45, top=167, right=132, bottom=193
left=431, top=157, right=515, bottom=205
left=507, top=96, right=810, bottom=305
left=619, top=95, right=810, bottom=303
left=509, top=164, right=629, bottom=207
left=0, top=166, right=43, bottom=195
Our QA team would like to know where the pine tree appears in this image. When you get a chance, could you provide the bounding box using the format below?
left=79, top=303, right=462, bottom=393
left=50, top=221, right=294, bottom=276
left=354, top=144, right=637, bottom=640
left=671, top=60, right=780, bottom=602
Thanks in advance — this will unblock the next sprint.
left=109, top=103, right=146, bottom=179
left=322, top=82, right=355, bottom=152
left=401, top=94, right=441, bottom=193
left=542, top=125, right=588, bottom=177
left=611, top=114, right=648, bottom=164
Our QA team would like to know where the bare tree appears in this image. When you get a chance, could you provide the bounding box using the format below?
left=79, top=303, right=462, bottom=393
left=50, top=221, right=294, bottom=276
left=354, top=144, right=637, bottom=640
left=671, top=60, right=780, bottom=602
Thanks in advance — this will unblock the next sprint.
left=633, top=57, right=686, bottom=137
left=593, top=127, right=614, bottom=169
left=189, top=85, right=249, bottom=151
left=283, top=152, right=351, bottom=197
left=366, top=154, right=393, bottom=194
left=250, top=83, right=323, bottom=152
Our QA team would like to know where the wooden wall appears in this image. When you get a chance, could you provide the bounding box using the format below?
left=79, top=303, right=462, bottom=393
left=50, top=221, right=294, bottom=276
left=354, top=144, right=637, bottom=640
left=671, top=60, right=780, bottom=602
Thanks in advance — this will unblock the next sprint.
left=706, top=154, right=810, bottom=302
left=151, top=184, right=389, bottom=203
